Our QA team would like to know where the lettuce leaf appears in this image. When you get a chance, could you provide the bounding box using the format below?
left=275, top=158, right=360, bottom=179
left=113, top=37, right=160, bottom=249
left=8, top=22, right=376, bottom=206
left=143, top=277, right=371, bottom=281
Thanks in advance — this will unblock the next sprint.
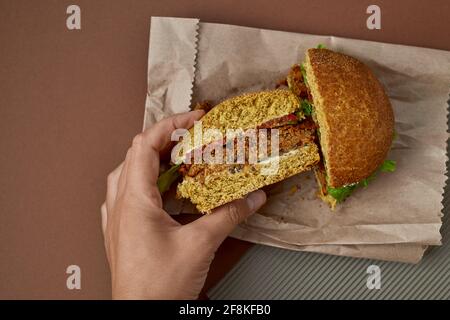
left=300, top=64, right=308, bottom=86
left=295, top=99, right=313, bottom=119
left=327, top=184, right=357, bottom=203
left=157, top=164, right=181, bottom=194
left=380, top=159, right=396, bottom=172
left=317, top=44, right=326, bottom=49
left=301, top=99, right=313, bottom=116
left=327, top=160, right=396, bottom=202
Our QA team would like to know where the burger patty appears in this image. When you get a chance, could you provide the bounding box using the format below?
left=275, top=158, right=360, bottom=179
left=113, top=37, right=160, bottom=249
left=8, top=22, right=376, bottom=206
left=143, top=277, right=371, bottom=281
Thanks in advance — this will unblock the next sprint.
left=278, top=124, right=315, bottom=151
left=286, top=64, right=309, bottom=99
left=179, top=120, right=316, bottom=178
left=283, top=63, right=314, bottom=101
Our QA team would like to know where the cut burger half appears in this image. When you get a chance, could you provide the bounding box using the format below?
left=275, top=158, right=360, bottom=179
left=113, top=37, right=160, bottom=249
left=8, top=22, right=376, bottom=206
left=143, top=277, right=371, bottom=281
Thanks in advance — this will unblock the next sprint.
left=175, top=90, right=321, bottom=213
left=302, top=48, right=395, bottom=208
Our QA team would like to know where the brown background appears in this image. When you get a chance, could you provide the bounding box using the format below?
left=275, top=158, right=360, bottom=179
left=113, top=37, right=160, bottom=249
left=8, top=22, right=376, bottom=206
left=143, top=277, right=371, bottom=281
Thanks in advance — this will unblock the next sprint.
left=0, top=0, right=449, bottom=299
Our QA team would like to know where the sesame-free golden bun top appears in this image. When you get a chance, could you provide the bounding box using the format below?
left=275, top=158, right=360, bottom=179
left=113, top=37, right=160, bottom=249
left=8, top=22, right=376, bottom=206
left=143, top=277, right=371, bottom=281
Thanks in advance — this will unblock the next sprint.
left=304, top=48, right=394, bottom=188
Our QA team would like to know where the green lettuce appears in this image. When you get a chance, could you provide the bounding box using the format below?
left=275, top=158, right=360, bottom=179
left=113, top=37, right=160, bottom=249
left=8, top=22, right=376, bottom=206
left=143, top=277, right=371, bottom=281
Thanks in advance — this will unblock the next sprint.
left=380, top=159, right=396, bottom=172
left=301, top=99, right=313, bottom=116
left=327, top=184, right=357, bottom=203
left=317, top=44, right=326, bottom=49
left=157, top=164, right=181, bottom=194
left=300, top=64, right=308, bottom=86
left=295, top=99, right=313, bottom=119
left=327, top=160, right=396, bottom=202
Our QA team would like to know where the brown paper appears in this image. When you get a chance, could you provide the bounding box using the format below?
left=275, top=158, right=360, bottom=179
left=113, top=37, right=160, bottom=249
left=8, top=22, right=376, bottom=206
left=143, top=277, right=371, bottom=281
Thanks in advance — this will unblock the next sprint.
left=144, top=17, right=449, bottom=263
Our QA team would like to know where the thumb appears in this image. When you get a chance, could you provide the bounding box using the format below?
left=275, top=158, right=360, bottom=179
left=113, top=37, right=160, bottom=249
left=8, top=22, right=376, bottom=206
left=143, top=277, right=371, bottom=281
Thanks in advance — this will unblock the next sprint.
left=189, top=190, right=266, bottom=247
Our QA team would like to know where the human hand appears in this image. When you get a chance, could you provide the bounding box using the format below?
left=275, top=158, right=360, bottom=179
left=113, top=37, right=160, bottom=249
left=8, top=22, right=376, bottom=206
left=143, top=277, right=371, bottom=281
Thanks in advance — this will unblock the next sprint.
left=101, top=110, right=267, bottom=299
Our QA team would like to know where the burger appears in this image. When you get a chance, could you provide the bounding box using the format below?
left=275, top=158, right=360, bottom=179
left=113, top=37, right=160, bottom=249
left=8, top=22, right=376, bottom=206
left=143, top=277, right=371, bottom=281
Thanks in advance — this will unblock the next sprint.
left=157, top=47, right=396, bottom=213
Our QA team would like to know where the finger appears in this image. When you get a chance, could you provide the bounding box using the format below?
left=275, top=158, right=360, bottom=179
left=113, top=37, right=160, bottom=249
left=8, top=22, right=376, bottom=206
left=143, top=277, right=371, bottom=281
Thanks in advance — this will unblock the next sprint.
left=123, top=136, right=164, bottom=208
left=116, top=148, right=132, bottom=198
left=145, top=110, right=204, bottom=154
left=128, top=110, right=205, bottom=190
left=100, top=203, right=111, bottom=265
left=188, top=190, right=267, bottom=248
left=106, top=162, right=124, bottom=214
left=101, top=203, right=108, bottom=235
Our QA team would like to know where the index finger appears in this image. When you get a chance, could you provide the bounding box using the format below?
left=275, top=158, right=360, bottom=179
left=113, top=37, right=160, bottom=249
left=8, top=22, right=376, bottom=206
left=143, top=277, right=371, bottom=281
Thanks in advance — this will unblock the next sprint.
left=128, top=110, right=205, bottom=192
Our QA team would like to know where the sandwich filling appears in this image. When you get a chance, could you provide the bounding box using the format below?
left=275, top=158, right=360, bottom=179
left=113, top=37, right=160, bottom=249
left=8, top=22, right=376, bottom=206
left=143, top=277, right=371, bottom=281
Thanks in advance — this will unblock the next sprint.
left=178, top=116, right=317, bottom=182
left=280, top=63, right=340, bottom=206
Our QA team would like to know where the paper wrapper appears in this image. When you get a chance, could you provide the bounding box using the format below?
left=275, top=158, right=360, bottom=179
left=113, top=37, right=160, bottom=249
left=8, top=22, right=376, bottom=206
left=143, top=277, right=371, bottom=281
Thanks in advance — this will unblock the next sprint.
left=144, top=17, right=449, bottom=263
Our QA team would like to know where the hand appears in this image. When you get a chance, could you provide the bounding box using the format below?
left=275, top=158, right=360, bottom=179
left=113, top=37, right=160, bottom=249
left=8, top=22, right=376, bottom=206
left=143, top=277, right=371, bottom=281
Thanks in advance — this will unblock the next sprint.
left=101, top=110, right=267, bottom=299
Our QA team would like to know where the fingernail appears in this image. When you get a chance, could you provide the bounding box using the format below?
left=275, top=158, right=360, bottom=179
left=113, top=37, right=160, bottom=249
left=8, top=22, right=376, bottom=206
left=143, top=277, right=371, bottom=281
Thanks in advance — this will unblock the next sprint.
left=246, top=190, right=266, bottom=211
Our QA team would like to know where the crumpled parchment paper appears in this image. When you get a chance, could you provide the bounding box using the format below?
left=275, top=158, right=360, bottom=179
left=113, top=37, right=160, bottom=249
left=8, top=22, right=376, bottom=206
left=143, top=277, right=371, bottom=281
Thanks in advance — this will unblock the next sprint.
left=144, top=17, right=449, bottom=263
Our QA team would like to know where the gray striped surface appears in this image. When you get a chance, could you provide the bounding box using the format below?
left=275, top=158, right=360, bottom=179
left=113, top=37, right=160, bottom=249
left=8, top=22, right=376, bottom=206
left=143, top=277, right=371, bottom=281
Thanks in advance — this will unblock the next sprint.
left=208, top=100, right=450, bottom=300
